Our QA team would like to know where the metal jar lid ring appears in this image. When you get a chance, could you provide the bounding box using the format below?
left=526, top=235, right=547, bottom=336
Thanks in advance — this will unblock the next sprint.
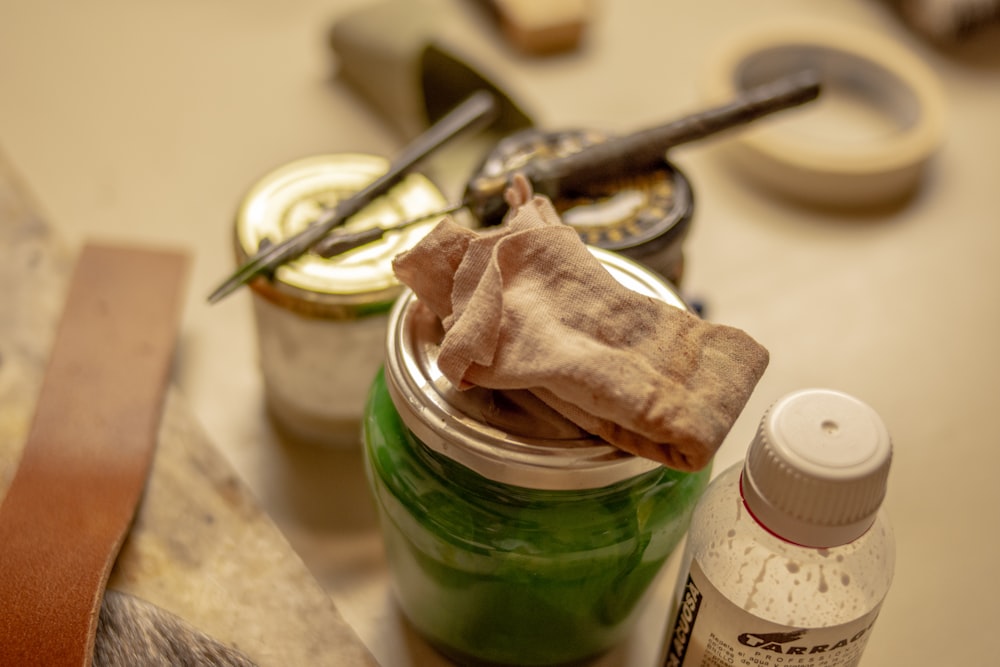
left=384, top=247, right=691, bottom=491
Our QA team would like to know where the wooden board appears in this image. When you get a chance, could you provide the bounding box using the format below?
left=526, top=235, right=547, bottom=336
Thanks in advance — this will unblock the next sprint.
left=0, top=152, right=378, bottom=666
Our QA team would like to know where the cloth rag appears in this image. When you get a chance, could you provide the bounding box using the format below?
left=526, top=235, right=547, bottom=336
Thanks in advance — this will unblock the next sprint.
left=392, top=175, right=768, bottom=471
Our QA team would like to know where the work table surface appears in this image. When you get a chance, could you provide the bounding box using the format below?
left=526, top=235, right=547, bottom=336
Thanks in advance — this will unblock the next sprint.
left=2, top=1, right=998, bottom=665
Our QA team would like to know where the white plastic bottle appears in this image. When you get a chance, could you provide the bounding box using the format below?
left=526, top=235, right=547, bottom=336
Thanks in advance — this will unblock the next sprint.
left=662, top=388, right=894, bottom=667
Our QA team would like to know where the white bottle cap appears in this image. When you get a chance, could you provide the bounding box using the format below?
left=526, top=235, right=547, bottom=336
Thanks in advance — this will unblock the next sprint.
left=741, top=388, right=892, bottom=548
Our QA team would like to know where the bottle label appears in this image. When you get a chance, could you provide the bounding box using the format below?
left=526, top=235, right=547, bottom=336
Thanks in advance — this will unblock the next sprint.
left=663, top=560, right=881, bottom=667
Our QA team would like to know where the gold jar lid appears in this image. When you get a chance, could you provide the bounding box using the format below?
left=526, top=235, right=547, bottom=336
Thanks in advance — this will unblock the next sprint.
left=235, top=153, right=448, bottom=318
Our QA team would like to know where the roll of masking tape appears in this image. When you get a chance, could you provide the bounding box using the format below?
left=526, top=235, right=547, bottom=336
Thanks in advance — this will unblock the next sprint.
left=703, top=21, right=946, bottom=207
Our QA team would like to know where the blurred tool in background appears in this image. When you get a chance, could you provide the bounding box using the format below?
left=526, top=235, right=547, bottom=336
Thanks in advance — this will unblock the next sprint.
left=474, top=0, right=593, bottom=55
left=330, top=0, right=534, bottom=142
left=884, top=0, right=1000, bottom=44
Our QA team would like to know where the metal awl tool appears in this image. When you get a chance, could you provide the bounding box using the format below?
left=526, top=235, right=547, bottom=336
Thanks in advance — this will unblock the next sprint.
left=465, top=69, right=823, bottom=225
left=311, top=202, right=468, bottom=259
left=206, top=90, right=498, bottom=304
left=227, top=72, right=823, bottom=266
left=313, top=70, right=823, bottom=261
left=313, top=71, right=822, bottom=259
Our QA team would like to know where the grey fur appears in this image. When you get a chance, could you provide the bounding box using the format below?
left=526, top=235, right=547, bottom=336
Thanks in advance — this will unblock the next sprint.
left=94, top=590, right=257, bottom=667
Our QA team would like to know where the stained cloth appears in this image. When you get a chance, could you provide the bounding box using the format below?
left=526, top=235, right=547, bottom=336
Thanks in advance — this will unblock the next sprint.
left=392, top=175, right=768, bottom=471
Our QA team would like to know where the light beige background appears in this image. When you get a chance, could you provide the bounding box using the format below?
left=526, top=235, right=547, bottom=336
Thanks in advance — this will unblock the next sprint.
left=2, top=1, right=998, bottom=665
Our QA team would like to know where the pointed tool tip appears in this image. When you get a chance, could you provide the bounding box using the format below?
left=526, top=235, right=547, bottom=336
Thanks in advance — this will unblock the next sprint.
left=206, top=281, right=238, bottom=305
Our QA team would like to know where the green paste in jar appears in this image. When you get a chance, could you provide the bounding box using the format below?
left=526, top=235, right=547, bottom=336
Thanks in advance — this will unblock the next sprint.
left=364, top=369, right=711, bottom=667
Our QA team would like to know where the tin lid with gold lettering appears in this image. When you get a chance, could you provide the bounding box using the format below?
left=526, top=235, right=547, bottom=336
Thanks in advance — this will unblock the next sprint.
left=235, top=154, right=449, bottom=317
left=467, top=128, right=695, bottom=284
left=385, top=247, right=690, bottom=490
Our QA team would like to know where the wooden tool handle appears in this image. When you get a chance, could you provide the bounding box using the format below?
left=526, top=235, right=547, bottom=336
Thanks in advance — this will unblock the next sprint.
left=489, top=0, right=591, bottom=54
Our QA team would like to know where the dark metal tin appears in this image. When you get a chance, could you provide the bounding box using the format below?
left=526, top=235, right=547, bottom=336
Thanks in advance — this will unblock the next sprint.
left=468, top=127, right=695, bottom=285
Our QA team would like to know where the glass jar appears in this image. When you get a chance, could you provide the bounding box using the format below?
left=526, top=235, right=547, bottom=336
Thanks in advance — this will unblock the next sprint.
left=363, top=247, right=712, bottom=666
left=662, top=389, right=894, bottom=666
left=234, top=153, right=447, bottom=446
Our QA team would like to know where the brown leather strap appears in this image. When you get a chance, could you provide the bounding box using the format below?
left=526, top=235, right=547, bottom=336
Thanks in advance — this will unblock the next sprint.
left=0, top=243, right=188, bottom=666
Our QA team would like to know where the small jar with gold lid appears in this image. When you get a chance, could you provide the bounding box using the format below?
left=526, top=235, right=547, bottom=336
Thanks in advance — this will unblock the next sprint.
left=234, top=153, right=448, bottom=446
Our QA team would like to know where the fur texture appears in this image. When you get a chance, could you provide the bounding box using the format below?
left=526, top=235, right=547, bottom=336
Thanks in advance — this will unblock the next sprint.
left=94, top=590, right=257, bottom=667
